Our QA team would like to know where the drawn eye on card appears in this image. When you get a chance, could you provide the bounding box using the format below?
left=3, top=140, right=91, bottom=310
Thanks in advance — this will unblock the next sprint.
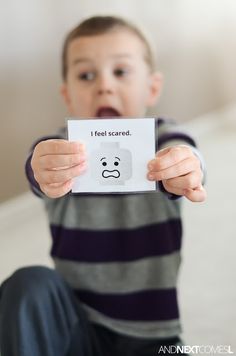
left=90, top=142, right=132, bottom=185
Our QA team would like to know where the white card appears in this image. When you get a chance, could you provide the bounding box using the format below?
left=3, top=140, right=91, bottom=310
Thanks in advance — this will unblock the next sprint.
left=67, top=118, right=157, bottom=193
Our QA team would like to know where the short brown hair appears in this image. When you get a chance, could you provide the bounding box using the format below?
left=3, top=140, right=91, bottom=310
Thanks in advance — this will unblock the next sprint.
left=62, top=15, right=156, bottom=80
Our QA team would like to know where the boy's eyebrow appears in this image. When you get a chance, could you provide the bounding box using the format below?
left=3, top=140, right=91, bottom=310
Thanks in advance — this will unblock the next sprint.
left=72, top=54, right=133, bottom=66
left=72, top=58, right=93, bottom=66
left=110, top=53, right=133, bottom=59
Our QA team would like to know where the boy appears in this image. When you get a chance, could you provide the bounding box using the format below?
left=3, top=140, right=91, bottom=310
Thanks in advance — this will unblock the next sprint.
left=0, top=16, right=206, bottom=356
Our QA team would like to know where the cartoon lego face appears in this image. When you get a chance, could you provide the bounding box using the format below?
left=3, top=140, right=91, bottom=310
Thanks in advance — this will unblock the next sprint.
left=91, top=142, right=132, bottom=185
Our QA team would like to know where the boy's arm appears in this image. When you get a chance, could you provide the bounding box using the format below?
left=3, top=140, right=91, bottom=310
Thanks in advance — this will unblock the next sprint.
left=147, top=119, right=206, bottom=202
left=25, top=136, right=86, bottom=198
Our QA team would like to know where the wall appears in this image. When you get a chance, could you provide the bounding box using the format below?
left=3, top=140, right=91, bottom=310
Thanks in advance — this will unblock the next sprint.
left=0, top=0, right=236, bottom=202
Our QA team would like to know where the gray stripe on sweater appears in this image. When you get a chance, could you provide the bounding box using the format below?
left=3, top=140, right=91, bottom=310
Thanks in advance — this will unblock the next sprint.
left=45, top=191, right=181, bottom=230
left=54, top=253, right=180, bottom=293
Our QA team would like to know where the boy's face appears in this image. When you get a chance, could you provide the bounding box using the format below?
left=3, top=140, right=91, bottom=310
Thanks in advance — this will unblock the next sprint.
left=61, top=29, right=162, bottom=118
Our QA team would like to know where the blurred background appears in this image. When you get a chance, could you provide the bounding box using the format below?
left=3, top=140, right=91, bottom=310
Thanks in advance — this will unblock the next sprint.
left=0, top=0, right=235, bottom=352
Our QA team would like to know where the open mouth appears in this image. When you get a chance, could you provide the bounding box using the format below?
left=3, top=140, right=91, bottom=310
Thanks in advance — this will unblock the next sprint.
left=96, top=107, right=121, bottom=118
left=102, top=169, right=120, bottom=178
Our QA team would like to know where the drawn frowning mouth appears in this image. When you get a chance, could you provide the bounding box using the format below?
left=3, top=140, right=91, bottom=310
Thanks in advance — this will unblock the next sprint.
left=102, top=169, right=120, bottom=178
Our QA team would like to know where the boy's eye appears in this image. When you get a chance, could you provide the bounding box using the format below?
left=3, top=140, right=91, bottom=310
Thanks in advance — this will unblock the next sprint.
left=114, top=68, right=129, bottom=77
left=78, top=72, right=95, bottom=81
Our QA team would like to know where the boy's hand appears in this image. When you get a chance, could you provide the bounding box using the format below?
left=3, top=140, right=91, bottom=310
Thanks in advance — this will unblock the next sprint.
left=147, top=145, right=206, bottom=202
left=31, top=139, right=86, bottom=198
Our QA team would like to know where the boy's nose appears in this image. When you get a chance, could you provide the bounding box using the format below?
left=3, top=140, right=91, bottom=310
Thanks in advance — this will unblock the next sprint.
left=96, top=74, right=114, bottom=95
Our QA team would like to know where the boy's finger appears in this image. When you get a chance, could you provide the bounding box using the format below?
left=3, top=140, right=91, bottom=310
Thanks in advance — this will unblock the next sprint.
left=40, top=180, right=73, bottom=199
left=37, top=162, right=87, bottom=184
left=162, top=171, right=203, bottom=190
left=39, top=153, right=86, bottom=170
left=155, top=146, right=171, bottom=157
left=161, top=181, right=184, bottom=196
left=149, top=146, right=193, bottom=171
left=37, top=139, right=84, bottom=156
left=147, top=157, right=198, bottom=181
left=184, top=186, right=207, bottom=202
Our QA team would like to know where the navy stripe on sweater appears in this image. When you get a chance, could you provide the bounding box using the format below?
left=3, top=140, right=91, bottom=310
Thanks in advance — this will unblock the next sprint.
left=50, top=220, right=182, bottom=263
left=75, top=288, right=179, bottom=321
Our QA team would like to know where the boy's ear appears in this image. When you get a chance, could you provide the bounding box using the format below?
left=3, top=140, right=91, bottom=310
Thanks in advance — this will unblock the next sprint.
left=60, top=83, right=72, bottom=112
left=146, top=71, right=163, bottom=107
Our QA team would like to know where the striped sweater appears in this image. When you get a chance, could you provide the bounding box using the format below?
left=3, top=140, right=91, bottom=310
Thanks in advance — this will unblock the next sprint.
left=25, top=118, right=198, bottom=339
